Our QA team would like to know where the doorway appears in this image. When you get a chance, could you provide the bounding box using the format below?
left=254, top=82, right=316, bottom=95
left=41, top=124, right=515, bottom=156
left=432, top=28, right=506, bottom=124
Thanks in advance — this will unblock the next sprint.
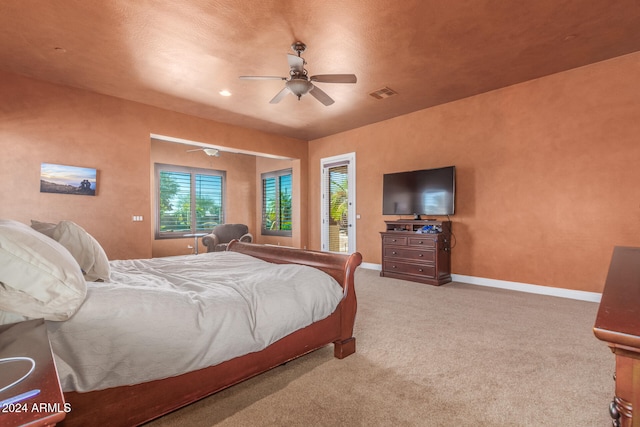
left=320, top=153, right=356, bottom=254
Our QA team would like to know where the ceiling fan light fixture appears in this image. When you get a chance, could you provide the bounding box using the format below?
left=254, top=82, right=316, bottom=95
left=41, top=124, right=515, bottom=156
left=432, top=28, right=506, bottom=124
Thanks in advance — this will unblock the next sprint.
left=286, top=79, right=313, bottom=98
left=203, top=148, right=219, bottom=157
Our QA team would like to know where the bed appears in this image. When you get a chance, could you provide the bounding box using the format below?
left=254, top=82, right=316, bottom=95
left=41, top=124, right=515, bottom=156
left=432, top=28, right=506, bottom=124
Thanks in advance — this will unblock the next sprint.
left=0, top=219, right=362, bottom=426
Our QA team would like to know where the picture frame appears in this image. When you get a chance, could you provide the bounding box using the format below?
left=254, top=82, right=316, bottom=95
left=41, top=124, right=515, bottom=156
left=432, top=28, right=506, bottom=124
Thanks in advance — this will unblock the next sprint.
left=40, top=163, right=97, bottom=196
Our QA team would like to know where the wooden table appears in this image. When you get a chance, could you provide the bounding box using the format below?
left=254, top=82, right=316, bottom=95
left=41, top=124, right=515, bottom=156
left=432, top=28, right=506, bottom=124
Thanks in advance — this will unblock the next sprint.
left=594, top=246, right=640, bottom=427
left=0, top=319, right=67, bottom=427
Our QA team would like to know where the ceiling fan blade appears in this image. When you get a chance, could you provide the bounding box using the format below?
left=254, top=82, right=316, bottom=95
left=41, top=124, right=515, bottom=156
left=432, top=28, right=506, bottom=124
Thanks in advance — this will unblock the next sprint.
left=269, top=87, right=291, bottom=104
left=287, top=53, right=305, bottom=74
left=310, top=74, right=357, bottom=84
left=186, top=147, right=220, bottom=156
left=239, top=76, right=286, bottom=80
left=309, top=85, right=335, bottom=106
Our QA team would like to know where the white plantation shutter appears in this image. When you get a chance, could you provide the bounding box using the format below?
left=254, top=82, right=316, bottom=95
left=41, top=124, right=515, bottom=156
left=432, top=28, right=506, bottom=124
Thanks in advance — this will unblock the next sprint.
left=155, top=163, right=225, bottom=238
left=262, top=176, right=277, bottom=230
left=195, top=173, right=223, bottom=230
left=159, top=170, right=191, bottom=232
left=279, top=173, right=292, bottom=230
left=322, top=160, right=349, bottom=229
left=261, top=168, right=292, bottom=236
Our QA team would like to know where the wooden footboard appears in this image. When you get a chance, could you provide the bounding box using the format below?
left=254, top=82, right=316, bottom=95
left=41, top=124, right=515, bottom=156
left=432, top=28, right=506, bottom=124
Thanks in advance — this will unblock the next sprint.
left=60, top=243, right=362, bottom=427
left=227, top=241, right=362, bottom=357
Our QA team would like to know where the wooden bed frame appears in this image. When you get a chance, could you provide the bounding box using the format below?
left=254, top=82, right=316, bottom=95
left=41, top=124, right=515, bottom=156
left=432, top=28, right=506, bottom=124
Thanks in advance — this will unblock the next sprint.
left=58, top=242, right=362, bottom=427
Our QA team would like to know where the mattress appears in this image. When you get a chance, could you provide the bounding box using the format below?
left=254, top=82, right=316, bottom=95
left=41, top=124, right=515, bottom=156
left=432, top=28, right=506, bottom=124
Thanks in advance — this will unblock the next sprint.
left=46, top=251, right=344, bottom=392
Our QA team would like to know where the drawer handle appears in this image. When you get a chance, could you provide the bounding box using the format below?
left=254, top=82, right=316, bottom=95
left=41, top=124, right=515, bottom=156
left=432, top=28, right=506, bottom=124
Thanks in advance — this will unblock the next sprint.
left=418, top=241, right=423, bottom=244
left=392, top=251, right=397, bottom=255
left=392, top=239, right=397, bottom=242
left=391, top=265, right=397, bottom=269
left=418, top=253, right=423, bottom=257
left=609, top=400, right=621, bottom=426
left=418, top=268, right=423, bottom=272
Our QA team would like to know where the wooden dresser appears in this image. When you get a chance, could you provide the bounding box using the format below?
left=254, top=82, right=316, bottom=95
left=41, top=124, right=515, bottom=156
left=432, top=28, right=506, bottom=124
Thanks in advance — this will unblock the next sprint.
left=594, top=246, right=640, bottom=427
left=380, top=220, right=451, bottom=286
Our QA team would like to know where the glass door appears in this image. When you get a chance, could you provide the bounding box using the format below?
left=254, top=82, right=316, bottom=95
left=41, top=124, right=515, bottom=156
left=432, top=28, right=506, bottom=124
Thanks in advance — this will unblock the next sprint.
left=321, top=153, right=356, bottom=253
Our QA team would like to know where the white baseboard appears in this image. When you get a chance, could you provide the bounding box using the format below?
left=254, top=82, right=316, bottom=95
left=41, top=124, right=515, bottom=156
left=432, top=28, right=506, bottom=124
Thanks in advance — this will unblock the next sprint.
left=450, top=273, right=601, bottom=303
left=360, top=262, right=382, bottom=271
left=359, top=263, right=601, bottom=303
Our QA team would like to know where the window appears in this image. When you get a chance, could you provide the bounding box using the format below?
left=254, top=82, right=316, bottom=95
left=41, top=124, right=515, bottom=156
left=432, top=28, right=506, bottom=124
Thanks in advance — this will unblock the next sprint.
left=261, top=168, right=292, bottom=236
left=155, top=163, right=225, bottom=238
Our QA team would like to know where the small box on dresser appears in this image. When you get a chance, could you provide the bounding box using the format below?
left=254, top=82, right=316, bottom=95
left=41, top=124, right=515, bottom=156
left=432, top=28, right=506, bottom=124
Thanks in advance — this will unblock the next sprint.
left=380, top=220, right=452, bottom=286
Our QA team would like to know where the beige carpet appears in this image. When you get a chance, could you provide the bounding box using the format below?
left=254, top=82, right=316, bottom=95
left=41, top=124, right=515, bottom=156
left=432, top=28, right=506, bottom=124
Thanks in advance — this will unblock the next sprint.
left=146, top=268, right=614, bottom=426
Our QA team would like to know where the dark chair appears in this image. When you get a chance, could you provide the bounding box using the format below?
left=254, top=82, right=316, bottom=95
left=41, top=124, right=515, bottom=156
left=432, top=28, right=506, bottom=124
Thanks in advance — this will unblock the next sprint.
left=202, top=224, right=253, bottom=252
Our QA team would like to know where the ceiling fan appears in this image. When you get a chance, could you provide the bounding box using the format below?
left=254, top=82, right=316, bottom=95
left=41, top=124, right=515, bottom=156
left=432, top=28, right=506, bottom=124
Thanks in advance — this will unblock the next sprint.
left=186, top=147, right=220, bottom=157
left=239, top=42, right=357, bottom=106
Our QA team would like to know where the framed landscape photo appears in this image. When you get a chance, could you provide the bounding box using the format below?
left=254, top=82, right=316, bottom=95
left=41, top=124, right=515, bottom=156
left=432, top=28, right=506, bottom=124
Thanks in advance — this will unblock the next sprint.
left=40, top=163, right=97, bottom=196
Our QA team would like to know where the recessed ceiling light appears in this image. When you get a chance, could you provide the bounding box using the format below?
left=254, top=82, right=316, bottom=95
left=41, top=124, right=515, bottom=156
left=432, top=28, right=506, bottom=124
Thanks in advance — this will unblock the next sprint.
left=219, top=90, right=231, bottom=97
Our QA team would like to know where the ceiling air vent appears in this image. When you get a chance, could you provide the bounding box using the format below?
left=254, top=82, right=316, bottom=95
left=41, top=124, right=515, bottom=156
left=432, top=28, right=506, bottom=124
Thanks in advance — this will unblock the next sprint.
left=369, top=87, right=397, bottom=100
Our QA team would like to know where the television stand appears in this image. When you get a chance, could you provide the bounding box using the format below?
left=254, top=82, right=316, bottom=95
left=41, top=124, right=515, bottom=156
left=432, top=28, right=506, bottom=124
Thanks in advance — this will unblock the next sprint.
left=411, top=214, right=438, bottom=221
left=380, top=220, right=452, bottom=286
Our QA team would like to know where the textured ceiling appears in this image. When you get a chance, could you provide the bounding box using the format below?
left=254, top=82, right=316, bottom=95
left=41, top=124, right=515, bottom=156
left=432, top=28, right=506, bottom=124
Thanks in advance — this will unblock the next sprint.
left=2, top=0, right=640, bottom=141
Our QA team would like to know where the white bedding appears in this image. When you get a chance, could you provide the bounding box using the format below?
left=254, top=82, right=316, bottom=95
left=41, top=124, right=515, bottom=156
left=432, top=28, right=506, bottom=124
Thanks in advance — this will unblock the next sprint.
left=45, top=251, right=344, bottom=392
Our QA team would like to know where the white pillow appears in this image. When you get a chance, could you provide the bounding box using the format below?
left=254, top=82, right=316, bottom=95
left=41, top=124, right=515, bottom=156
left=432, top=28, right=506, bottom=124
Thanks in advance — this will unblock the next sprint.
left=52, top=220, right=110, bottom=282
left=30, top=219, right=57, bottom=238
left=0, top=219, right=87, bottom=322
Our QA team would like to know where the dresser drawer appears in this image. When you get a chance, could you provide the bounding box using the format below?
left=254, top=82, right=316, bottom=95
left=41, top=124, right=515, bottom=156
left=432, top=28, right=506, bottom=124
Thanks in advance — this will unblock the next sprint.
left=408, top=236, right=436, bottom=247
left=383, top=235, right=408, bottom=246
left=384, top=247, right=435, bottom=262
left=383, top=260, right=436, bottom=278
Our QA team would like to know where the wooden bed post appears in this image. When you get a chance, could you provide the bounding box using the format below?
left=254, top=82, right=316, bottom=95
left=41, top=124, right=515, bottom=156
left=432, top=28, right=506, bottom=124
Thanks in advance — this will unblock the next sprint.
left=334, top=251, right=362, bottom=359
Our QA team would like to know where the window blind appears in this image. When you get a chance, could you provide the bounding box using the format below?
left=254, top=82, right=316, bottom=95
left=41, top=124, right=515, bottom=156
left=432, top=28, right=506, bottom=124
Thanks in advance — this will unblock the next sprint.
left=324, top=163, right=349, bottom=227
left=195, top=174, right=223, bottom=230
left=159, top=171, right=192, bottom=233
left=261, top=168, right=292, bottom=236
left=155, top=164, right=225, bottom=238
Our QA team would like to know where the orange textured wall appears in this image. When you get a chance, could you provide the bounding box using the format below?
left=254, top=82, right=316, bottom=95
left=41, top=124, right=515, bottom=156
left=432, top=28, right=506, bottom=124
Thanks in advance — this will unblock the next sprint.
left=3, top=52, right=639, bottom=293
left=0, top=71, right=308, bottom=260
left=309, top=53, right=640, bottom=293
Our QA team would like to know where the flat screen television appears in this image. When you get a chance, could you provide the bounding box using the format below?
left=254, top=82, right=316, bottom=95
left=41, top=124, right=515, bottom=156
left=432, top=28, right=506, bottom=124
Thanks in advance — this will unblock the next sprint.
left=382, top=166, right=455, bottom=217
